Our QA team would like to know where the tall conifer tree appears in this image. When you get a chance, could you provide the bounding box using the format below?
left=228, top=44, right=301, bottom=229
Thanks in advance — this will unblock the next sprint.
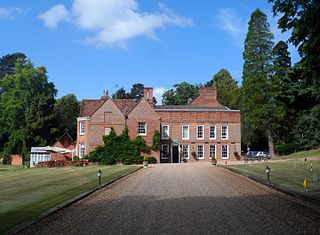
left=242, top=9, right=276, bottom=156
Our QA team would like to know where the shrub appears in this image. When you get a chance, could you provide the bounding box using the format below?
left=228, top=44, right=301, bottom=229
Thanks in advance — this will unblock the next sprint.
left=146, top=156, right=157, bottom=164
left=73, top=156, right=80, bottom=160
left=276, top=143, right=297, bottom=156
left=88, top=126, right=150, bottom=165
left=152, top=130, right=161, bottom=150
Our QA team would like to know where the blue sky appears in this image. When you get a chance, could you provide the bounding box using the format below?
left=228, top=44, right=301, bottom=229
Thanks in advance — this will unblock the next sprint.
left=0, top=0, right=299, bottom=103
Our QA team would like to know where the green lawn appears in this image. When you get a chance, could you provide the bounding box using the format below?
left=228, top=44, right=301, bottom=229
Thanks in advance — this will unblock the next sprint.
left=0, top=165, right=140, bottom=233
left=226, top=149, right=320, bottom=203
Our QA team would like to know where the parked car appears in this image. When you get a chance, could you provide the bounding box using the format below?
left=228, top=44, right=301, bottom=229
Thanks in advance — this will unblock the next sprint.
left=245, top=151, right=258, bottom=158
left=256, top=151, right=269, bottom=159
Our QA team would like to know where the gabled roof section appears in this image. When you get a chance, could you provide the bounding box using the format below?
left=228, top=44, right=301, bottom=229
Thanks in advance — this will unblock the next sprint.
left=113, top=99, right=139, bottom=116
left=80, top=99, right=105, bottom=117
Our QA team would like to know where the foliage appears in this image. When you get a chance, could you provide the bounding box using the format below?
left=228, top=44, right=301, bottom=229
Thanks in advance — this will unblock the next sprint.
left=242, top=9, right=282, bottom=157
left=292, top=105, right=320, bottom=150
left=129, top=83, right=144, bottom=100
left=146, top=156, right=157, bottom=164
left=89, top=126, right=150, bottom=165
left=0, top=53, right=27, bottom=80
left=205, top=69, right=241, bottom=109
left=276, top=143, right=296, bottom=156
left=112, top=87, right=130, bottom=99
left=54, top=94, right=80, bottom=140
left=270, top=0, right=320, bottom=102
left=162, top=82, right=200, bottom=105
left=73, top=156, right=80, bottom=161
left=112, top=83, right=144, bottom=100
left=0, top=59, right=57, bottom=159
left=152, top=130, right=161, bottom=150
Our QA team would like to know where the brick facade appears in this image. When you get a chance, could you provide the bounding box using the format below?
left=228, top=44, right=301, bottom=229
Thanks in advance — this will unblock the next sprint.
left=77, top=87, right=241, bottom=163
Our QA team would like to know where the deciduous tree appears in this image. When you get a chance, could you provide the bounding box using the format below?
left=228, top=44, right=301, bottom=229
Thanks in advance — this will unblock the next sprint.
left=54, top=94, right=80, bottom=140
left=0, top=59, right=56, bottom=159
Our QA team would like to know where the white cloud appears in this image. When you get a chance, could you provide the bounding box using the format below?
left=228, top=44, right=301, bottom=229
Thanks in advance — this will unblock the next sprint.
left=38, top=4, right=70, bottom=28
left=0, top=7, right=26, bottom=19
left=216, top=8, right=247, bottom=47
left=153, top=87, right=167, bottom=105
left=38, top=0, right=193, bottom=47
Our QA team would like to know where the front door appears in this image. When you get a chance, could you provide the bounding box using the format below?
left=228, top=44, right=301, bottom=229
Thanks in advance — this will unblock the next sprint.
left=172, top=146, right=179, bottom=163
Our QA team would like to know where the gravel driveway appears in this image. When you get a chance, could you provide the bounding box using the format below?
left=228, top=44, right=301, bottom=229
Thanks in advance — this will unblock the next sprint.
left=20, top=163, right=320, bottom=234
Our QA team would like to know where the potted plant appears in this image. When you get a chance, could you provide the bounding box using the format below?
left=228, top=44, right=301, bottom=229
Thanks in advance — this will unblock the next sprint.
left=143, top=156, right=149, bottom=168
left=211, top=153, right=217, bottom=165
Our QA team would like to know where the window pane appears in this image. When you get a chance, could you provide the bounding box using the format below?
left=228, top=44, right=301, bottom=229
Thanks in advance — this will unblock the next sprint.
left=221, top=126, right=228, bottom=139
left=138, top=122, right=146, bottom=135
left=222, top=145, right=228, bottom=159
left=161, top=145, right=169, bottom=159
left=210, top=126, right=216, bottom=139
left=182, top=126, right=189, bottom=139
left=80, top=122, right=85, bottom=134
left=210, top=145, right=216, bottom=159
left=162, top=125, right=169, bottom=139
left=182, top=145, right=189, bottom=159
left=197, top=145, right=204, bottom=159
left=197, top=126, right=204, bottom=139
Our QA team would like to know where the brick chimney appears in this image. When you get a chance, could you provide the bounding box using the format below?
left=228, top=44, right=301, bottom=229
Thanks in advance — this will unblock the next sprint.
left=190, top=87, right=223, bottom=107
left=101, top=89, right=109, bottom=101
left=144, top=87, right=154, bottom=106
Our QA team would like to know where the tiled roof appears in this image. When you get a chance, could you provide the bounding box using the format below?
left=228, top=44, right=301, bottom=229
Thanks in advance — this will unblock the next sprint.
left=80, top=99, right=105, bottom=117
left=113, top=99, right=139, bottom=116
left=80, top=98, right=140, bottom=117
left=154, top=105, right=229, bottom=110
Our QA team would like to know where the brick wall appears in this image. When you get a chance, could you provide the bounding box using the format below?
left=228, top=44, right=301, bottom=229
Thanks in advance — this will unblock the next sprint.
left=127, top=99, right=160, bottom=144
left=157, top=110, right=241, bottom=163
left=11, top=154, right=23, bottom=166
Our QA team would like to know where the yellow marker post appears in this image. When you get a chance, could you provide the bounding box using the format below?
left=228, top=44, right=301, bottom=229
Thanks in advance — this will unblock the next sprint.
left=303, top=177, right=308, bottom=191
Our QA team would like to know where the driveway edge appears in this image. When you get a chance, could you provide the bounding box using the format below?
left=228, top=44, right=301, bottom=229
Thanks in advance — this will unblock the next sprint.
left=7, top=166, right=143, bottom=235
left=221, top=165, right=320, bottom=207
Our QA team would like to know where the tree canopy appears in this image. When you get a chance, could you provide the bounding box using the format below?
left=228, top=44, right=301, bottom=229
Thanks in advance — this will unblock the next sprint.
left=162, top=82, right=200, bottom=105
left=54, top=94, right=80, bottom=140
left=242, top=9, right=279, bottom=156
left=0, top=59, right=57, bottom=159
left=205, top=69, right=241, bottom=109
left=270, top=0, right=320, bottom=101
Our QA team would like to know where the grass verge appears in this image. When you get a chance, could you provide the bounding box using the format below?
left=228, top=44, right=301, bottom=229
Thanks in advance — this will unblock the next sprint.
left=226, top=149, right=320, bottom=204
left=0, top=165, right=140, bottom=234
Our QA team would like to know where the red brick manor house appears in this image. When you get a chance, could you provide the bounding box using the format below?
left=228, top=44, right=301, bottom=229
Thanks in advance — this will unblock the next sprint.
left=76, top=87, right=241, bottom=163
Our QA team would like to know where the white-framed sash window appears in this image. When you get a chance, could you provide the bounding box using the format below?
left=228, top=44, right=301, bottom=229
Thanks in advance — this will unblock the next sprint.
left=197, top=145, right=204, bottom=159
left=210, top=126, right=216, bottom=139
left=161, top=125, right=169, bottom=139
left=197, top=125, right=204, bottom=140
left=221, top=126, right=228, bottom=140
left=210, top=145, right=216, bottom=159
left=182, top=125, right=189, bottom=140
left=79, top=122, right=85, bottom=135
left=138, top=122, right=147, bottom=136
left=221, top=144, right=229, bottom=159
left=182, top=145, right=189, bottom=159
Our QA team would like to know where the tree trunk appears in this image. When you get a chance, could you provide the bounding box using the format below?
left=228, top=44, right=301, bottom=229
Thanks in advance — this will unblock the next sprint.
left=267, top=128, right=275, bottom=158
